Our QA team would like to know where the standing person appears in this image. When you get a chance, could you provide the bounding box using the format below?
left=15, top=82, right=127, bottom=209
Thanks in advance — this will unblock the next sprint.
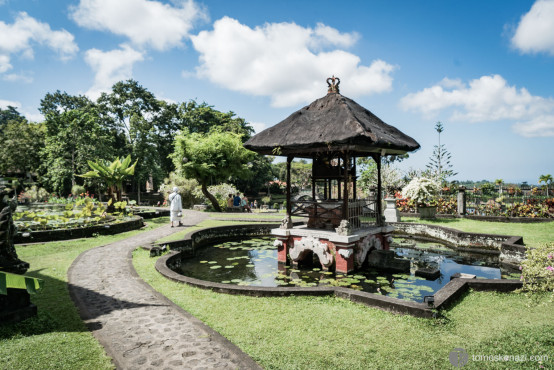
left=168, top=187, right=182, bottom=227
left=241, top=194, right=251, bottom=213
left=253, top=200, right=258, bottom=209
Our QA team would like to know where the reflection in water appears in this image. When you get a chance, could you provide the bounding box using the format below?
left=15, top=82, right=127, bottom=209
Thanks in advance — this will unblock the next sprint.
left=174, top=237, right=510, bottom=303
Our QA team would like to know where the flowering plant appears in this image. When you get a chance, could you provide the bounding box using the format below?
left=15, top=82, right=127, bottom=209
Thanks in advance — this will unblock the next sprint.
left=401, top=177, right=440, bottom=207
left=520, top=243, right=554, bottom=296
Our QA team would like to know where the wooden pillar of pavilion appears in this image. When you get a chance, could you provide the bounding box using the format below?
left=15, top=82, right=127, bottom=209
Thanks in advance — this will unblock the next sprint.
left=286, top=155, right=292, bottom=217
left=373, top=153, right=384, bottom=226
left=342, top=152, right=349, bottom=222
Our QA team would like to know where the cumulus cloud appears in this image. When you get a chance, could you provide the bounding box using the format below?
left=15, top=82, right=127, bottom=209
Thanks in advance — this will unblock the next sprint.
left=84, top=44, right=144, bottom=99
left=70, top=0, right=207, bottom=51
left=401, top=74, right=554, bottom=137
left=511, top=0, right=554, bottom=55
left=0, top=99, right=20, bottom=109
left=0, top=12, right=77, bottom=74
left=191, top=17, right=394, bottom=107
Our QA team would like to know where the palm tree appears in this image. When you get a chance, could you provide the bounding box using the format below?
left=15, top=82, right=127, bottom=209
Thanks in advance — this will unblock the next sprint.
left=538, top=174, right=553, bottom=197
left=79, top=155, right=137, bottom=202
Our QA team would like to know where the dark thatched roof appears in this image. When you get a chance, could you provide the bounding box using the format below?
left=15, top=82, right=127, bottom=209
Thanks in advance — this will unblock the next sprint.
left=244, top=92, right=420, bottom=157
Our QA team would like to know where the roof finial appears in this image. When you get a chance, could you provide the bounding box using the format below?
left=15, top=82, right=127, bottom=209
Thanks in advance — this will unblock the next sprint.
left=327, top=75, right=340, bottom=94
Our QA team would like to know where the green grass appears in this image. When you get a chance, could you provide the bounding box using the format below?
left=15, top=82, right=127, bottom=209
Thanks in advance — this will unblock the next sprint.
left=156, top=219, right=269, bottom=243
left=0, top=217, right=169, bottom=370
left=134, top=248, right=553, bottom=369
left=401, top=217, right=554, bottom=247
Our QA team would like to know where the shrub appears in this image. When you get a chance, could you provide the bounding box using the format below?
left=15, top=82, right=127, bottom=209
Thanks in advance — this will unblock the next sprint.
left=193, top=183, right=239, bottom=211
left=19, top=185, right=49, bottom=202
left=159, top=172, right=201, bottom=208
left=262, top=196, right=271, bottom=205
left=71, top=185, right=86, bottom=197
left=273, top=202, right=280, bottom=210
left=520, top=243, right=554, bottom=297
left=401, top=177, right=439, bottom=207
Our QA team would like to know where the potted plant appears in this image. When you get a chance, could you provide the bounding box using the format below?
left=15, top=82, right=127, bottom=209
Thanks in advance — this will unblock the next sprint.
left=401, top=177, right=440, bottom=219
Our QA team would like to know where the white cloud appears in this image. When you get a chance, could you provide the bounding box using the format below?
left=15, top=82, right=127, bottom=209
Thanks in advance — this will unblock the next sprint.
left=70, top=0, right=206, bottom=51
left=513, top=115, right=554, bottom=137
left=0, top=12, right=78, bottom=74
left=191, top=17, right=394, bottom=107
left=84, top=44, right=144, bottom=99
left=2, top=72, right=33, bottom=83
left=0, top=99, right=20, bottom=109
left=400, top=74, right=554, bottom=137
left=250, top=122, right=268, bottom=134
left=511, top=0, right=554, bottom=55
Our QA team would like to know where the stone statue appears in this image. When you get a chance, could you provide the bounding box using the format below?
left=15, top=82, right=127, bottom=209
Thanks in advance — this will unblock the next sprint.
left=0, top=189, right=29, bottom=274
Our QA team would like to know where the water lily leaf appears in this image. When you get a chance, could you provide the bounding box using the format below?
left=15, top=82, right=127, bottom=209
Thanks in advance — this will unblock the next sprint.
left=210, top=265, right=222, bottom=269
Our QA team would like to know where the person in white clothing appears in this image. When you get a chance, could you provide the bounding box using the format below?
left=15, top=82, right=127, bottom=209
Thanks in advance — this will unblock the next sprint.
left=168, top=187, right=182, bottom=227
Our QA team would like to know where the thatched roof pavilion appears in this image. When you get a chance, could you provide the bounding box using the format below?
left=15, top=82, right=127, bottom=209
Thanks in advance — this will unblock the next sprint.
left=244, top=77, right=420, bottom=229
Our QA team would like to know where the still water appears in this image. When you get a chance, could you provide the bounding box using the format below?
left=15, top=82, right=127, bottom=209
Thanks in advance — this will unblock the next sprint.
left=174, top=237, right=515, bottom=302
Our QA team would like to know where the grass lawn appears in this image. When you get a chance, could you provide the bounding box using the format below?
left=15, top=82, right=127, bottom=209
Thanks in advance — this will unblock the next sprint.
left=401, top=217, right=554, bottom=247
left=134, top=237, right=553, bottom=369
left=0, top=217, right=169, bottom=370
left=156, top=219, right=272, bottom=243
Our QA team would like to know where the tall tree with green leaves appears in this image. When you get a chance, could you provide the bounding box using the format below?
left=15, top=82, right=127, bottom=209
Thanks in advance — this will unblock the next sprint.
left=0, top=106, right=25, bottom=128
left=539, top=174, right=553, bottom=197
left=39, top=92, right=115, bottom=194
left=172, top=129, right=255, bottom=211
left=0, top=108, right=45, bottom=178
left=97, top=80, right=166, bottom=202
left=177, top=100, right=254, bottom=139
left=426, top=121, right=457, bottom=185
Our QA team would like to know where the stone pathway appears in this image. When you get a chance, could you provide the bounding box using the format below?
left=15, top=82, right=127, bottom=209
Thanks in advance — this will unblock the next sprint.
left=68, top=210, right=261, bottom=370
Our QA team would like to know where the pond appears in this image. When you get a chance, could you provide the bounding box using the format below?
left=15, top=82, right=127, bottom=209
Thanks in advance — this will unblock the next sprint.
left=173, top=236, right=520, bottom=303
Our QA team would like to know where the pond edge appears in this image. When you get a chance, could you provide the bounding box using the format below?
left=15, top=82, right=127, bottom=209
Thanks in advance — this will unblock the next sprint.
left=152, top=223, right=523, bottom=318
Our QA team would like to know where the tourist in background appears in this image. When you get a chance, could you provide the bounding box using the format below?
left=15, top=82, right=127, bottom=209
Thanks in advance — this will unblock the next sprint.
left=169, top=187, right=182, bottom=227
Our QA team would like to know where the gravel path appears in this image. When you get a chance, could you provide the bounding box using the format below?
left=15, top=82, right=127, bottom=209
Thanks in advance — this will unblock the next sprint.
left=68, top=211, right=261, bottom=370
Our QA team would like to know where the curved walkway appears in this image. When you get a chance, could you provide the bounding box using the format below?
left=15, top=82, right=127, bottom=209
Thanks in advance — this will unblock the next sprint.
left=68, top=210, right=261, bottom=370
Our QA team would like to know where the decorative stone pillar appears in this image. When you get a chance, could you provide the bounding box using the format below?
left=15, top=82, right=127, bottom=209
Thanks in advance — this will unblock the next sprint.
left=334, top=242, right=355, bottom=274
left=457, top=186, right=466, bottom=216
left=383, top=198, right=401, bottom=223
left=272, top=229, right=290, bottom=264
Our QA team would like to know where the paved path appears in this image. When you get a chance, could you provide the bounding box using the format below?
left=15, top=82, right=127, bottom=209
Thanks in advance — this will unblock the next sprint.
left=68, top=211, right=261, bottom=370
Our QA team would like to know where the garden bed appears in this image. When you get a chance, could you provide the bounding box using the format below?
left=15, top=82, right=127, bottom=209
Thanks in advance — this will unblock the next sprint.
left=15, top=216, right=144, bottom=244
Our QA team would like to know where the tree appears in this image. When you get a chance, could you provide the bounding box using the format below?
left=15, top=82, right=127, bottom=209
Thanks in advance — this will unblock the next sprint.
left=0, top=106, right=25, bottom=128
left=177, top=100, right=253, bottom=139
left=79, top=155, right=137, bottom=203
left=539, top=174, right=553, bottom=197
left=273, top=159, right=313, bottom=190
left=97, top=80, right=168, bottom=203
left=39, top=92, right=115, bottom=195
left=172, top=130, right=255, bottom=211
left=358, top=155, right=408, bottom=196
left=0, top=114, right=44, bottom=177
left=426, top=121, right=457, bottom=185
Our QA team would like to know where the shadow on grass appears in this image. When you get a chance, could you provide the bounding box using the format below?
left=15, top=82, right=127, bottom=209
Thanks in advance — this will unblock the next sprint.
left=0, top=268, right=163, bottom=339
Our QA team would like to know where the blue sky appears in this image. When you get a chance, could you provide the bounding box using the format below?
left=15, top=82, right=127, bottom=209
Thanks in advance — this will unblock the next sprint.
left=1, top=0, right=553, bottom=184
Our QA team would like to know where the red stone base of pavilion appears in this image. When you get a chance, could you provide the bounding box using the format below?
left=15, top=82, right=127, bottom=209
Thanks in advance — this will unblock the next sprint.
left=272, top=225, right=395, bottom=274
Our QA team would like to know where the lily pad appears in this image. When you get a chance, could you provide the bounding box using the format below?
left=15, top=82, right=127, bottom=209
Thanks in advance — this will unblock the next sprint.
left=210, top=265, right=222, bottom=269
